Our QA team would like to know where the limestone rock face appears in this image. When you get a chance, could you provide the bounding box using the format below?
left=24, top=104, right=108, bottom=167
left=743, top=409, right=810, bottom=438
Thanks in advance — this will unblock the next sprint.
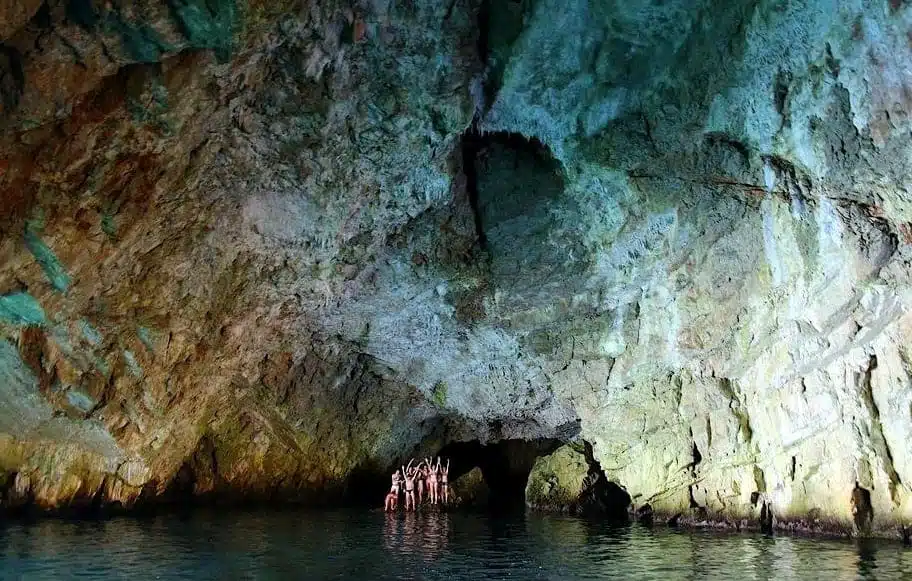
left=0, top=0, right=911, bottom=537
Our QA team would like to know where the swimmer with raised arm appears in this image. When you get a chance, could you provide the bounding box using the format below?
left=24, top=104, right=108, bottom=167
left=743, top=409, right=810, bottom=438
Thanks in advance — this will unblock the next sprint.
left=417, top=460, right=427, bottom=505
left=402, top=459, right=418, bottom=511
left=426, top=457, right=439, bottom=505
left=441, top=458, right=450, bottom=504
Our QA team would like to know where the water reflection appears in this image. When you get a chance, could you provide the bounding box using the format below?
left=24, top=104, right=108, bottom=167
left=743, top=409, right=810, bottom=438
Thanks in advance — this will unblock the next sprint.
left=382, top=511, right=451, bottom=562
left=0, top=509, right=909, bottom=580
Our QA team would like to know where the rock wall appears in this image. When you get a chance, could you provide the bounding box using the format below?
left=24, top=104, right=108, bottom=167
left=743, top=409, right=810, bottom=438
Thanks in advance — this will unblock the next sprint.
left=475, top=0, right=912, bottom=536
left=0, top=0, right=911, bottom=537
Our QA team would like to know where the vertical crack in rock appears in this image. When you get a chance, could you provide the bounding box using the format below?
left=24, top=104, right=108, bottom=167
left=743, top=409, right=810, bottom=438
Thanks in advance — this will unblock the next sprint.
left=461, top=130, right=487, bottom=249
left=857, top=355, right=902, bottom=506
left=852, top=483, right=874, bottom=535
left=718, top=377, right=753, bottom=445
left=688, top=430, right=704, bottom=510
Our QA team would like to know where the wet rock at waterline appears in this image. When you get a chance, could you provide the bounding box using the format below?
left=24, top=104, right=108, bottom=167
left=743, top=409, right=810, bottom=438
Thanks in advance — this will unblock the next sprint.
left=526, top=443, right=631, bottom=518
left=1, top=0, right=912, bottom=539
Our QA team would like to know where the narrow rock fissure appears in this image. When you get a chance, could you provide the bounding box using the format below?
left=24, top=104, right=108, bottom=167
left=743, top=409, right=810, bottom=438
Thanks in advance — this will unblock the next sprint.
left=858, top=354, right=903, bottom=505
left=461, top=130, right=488, bottom=250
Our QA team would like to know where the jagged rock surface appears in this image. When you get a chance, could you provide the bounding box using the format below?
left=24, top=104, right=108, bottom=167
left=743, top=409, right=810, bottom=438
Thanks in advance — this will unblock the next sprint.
left=0, top=0, right=911, bottom=537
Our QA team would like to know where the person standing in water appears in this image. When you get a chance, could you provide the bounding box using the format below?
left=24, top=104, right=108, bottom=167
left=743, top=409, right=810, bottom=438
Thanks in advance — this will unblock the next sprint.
left=426, top=457, right=439, bottom=505
left=387, top=468, right=402, bottom=511
left=440, top=458, right=450, bottom=504
left=417, top=461, right=428, bottom=505
left=403, top=460, right=418, bottom=511
left=384, top=489, right=398, bottom=512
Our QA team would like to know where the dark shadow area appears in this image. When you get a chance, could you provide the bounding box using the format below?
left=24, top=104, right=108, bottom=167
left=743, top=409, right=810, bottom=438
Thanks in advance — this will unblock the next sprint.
left=457, top=128, right=582, bottom=302
left=464, top=130, right=564, bottom=239
left=575, top=441, right=631, bottom=520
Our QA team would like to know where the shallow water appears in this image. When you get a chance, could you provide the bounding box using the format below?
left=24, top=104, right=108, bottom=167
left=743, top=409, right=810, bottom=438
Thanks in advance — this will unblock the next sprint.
left=0, top=509, right=910, bottom=580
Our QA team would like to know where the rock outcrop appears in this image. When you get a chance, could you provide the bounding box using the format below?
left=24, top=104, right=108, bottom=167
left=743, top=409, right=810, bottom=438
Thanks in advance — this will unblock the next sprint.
left=526, top=443, right=630, bottom=518
left=526, top=445, right=591, bottom=512
left=1, top=0, right=912, bottom=538
left=451, top=466, right=489, bottom=508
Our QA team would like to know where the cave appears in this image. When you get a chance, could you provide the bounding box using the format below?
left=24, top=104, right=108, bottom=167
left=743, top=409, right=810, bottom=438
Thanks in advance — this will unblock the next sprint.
left=437, top=438, right=562, bottom=511
left=339, top=438, right=562, bottom=511
left=0, top=0, right=910, bottom=545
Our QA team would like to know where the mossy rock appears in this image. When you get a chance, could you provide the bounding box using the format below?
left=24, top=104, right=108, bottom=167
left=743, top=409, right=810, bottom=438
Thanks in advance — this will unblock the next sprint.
left=430, top=381, right=447, bottom=407
left=525, top=444, right=589, bottom=511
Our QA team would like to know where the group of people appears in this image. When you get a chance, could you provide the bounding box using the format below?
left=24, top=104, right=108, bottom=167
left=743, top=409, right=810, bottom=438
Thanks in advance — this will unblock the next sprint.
left=385, top=457, right=450, bottom=511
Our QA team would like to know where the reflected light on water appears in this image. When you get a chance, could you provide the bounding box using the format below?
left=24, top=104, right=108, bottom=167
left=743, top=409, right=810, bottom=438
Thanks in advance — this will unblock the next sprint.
left=0, top=509, right=910, bottom=580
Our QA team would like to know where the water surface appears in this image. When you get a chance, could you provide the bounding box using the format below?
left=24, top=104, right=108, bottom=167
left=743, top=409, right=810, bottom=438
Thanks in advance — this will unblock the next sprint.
left=1, top=509, right=910, bottom=580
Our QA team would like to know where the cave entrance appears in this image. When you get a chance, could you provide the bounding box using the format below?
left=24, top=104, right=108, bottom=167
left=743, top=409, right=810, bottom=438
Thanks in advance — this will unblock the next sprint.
left=437, top=438, right=562, bottom=512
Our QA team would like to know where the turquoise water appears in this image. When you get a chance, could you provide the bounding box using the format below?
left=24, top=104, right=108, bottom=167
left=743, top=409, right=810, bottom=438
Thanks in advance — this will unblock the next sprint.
left=0, top=509, right=910, bottom=580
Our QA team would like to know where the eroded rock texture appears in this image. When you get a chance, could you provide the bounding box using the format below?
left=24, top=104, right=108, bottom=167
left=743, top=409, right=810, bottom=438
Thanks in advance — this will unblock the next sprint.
left=1, top=0, right=912, bottom=536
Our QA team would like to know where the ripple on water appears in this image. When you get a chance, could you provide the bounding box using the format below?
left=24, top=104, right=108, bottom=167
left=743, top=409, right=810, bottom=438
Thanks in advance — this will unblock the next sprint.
left=0, top=509, right=910, bottom=580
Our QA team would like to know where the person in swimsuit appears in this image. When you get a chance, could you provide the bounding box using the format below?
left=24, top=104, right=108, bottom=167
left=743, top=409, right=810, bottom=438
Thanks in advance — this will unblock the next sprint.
left=402, top=460, right=418, bottom=511
left=384, top=490, right=397, bottom=511
left=388, top=468, right=402, bottom=510
left=426, top=457, right=439, bottom=505
left=417, top=461, right=427, bottom=505
left=440, top=458, right=450, bottom=504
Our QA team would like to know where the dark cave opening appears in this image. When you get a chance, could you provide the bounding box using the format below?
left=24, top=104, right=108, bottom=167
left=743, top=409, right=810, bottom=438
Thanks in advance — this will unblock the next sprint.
left=345, top=437, right=633, bottom=519
left=576, top=441, right=632, bottom=521
left=347, top=438, right=565, bottom=512
left=437, top=438, right=563, bottom=511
